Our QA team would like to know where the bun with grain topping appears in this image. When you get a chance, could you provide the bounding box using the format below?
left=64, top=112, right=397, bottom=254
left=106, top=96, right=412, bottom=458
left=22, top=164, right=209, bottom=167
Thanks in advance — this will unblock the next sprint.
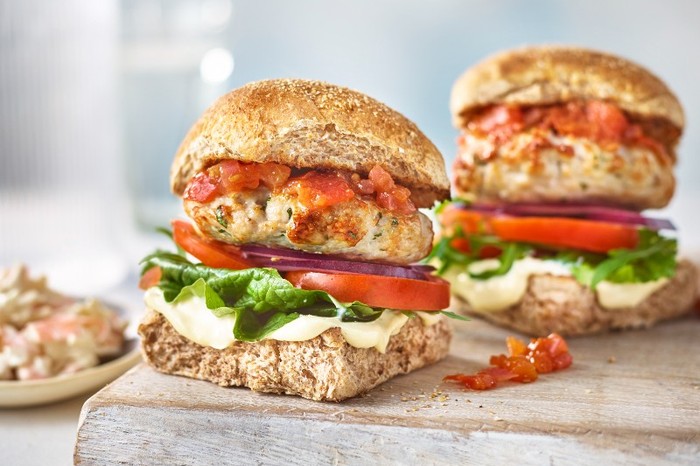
left=450, top=45, right=684, bottom=132
left=172, top=79, right=449, bottom=208
left=139, top=79, right=455, bottom=401
left=432, top=46, right=697, bottom=337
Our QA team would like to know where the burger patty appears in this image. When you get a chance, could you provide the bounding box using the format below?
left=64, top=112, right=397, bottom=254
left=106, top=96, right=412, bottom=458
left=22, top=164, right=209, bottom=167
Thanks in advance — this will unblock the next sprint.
left=184, top=189, right=433, bottom=264
left=453, top=130, right=675, bottom=210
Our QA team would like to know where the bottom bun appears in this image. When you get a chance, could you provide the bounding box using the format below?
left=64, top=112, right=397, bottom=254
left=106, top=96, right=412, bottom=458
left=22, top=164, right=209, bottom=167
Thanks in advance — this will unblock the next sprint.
left=138, top=310, right=451, bottom=402
left=452, top=260, right=698, bottom=337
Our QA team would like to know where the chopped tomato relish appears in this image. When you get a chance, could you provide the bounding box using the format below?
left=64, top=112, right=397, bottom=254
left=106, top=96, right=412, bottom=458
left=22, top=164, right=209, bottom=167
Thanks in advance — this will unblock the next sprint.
left=285, top=166, right=416, bottom=213
left=350, top=165, right=416, bottom=214
left=184, top=161, right=416, bottom=214
left=466, top=101, right=669, bottom=161
left=284, top=171, right=356, bottom=209
left=444, top=333, right=573, bottom=391
left=183, top=160, right=291, bottom=202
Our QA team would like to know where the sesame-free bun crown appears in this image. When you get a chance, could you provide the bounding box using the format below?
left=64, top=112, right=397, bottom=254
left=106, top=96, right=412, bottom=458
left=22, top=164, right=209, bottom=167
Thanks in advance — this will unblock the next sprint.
left=171, top=79, right=450, bottom=207
left=450, top=45, right=684, bottom=133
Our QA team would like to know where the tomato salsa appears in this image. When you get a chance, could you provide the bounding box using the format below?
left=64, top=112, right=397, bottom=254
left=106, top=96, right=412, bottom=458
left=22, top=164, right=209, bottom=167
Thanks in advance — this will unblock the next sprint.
left=465, top=101, right=669, bottom=161
left=444, top=333, right=573, bottom=390
left=184, top=161, right=416, bottom=214
left=184, top=161, right=292, bottom=203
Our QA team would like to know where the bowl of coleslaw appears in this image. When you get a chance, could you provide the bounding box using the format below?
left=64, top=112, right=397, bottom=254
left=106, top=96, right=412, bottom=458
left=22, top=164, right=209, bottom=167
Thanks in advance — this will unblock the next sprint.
left=0, top=264, right=141, bottom=407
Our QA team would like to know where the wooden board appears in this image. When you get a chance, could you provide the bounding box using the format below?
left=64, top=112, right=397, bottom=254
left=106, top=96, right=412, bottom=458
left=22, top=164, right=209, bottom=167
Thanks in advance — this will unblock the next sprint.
left=74, top=317, right=700, bottom=465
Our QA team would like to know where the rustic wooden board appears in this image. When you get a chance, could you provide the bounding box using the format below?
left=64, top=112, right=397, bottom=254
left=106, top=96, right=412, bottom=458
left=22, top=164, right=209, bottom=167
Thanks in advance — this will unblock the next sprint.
left=74, top=316, right=700, bottom=465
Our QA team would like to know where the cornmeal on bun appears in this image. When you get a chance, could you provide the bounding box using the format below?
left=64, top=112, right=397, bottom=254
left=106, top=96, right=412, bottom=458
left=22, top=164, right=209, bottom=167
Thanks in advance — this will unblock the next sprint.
left=430, top=46, right=697, bottom=336
left=138, top=79, right=455, bottom=401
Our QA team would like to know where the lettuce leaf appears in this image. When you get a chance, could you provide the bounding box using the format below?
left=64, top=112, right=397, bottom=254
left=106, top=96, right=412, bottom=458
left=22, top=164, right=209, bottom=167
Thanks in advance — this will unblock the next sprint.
left=141, top=251, right=397, bottom=341
left=171, top=278, right=300, bottom=341
left=429, top=224, right=677, bottom=288
left=425, top=227, right=532, bottom=277
left=556, top=229, right=677, bottom=288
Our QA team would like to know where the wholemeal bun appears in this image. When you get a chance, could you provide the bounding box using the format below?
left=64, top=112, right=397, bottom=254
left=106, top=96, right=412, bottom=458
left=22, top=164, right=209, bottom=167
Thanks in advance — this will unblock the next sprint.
left=139, top=310, right=452, bottom=402
left=450, top=45, right=685, bottom=135
left=451, top=260, right=698, bottom=337
left=171, top=79, right=450, bottom=208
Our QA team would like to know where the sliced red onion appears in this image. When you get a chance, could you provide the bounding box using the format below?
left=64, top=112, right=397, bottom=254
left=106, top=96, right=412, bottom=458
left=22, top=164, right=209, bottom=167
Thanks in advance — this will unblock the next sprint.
left=458, top=202, right=676, bottom=230
left=239, top=245, right=434, bottom=280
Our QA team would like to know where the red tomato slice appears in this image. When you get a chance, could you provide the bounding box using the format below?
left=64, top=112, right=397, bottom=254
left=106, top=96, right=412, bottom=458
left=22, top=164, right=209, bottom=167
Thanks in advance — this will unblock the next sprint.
left=490, top=216, right=638, bottom=253
left=285, top=271, right=450, bottom=311
left=139, top=266, right=162, bottom=290
left=440, top=208, right=488, bottom=236
left=449, top=237, right=502, bottom=259
left=440, top=207, right=638, bottom=253
left=172, top=220, right=253, bottom=270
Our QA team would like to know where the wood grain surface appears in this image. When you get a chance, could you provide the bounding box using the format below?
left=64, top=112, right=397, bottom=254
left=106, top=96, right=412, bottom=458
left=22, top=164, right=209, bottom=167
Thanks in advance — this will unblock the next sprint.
left=74, top=316, right=700, bottom=465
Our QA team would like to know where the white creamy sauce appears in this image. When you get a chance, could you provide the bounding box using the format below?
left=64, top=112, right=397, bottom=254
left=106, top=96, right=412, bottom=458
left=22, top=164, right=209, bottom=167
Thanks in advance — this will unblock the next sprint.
left=145, top=288, right=237, bottom=350
left=444, top=257, right=571, bottom=313
left=144, top=288, right=439, bottom=353
left=443, top=257, right=669, bottom=313
left=595, top=278, right=668, bottom=309
left=268, top=311, right=408, bottom=353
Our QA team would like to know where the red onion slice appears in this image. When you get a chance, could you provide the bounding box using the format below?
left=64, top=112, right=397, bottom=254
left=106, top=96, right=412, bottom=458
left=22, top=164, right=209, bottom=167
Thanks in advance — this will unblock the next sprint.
left=239, top=245, right=434, bottom=280
left=456, top=202, right=676, bottom=230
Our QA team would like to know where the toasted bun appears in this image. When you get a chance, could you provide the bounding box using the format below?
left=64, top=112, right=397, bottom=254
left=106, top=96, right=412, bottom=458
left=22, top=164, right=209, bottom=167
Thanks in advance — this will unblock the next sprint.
left=450, top=45, right=685, bottom=133
left=138, top=311, right=451, bottom=402
left=171, top=79, right=449, bottom=208
left=450, top=260, right=697, bottom=337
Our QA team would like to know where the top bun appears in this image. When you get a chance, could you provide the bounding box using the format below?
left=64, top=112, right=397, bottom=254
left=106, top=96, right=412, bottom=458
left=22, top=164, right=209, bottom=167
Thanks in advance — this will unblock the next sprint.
left=450, top=45, right=684, bottom=133
left=171, top=79, right=449, bottom=208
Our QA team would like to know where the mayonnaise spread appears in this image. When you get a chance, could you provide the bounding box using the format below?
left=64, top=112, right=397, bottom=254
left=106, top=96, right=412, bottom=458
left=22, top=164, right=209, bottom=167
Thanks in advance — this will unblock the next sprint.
left=442, top=257, right=668, bottom=313
left=145, top=288, right=440, bottom=353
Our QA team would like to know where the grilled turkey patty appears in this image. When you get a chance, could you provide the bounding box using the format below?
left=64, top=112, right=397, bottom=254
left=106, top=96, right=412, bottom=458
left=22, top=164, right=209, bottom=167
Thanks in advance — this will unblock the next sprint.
left=185, top=189, right=433, bottom=265
left=454, top=130, right=675, bottom=210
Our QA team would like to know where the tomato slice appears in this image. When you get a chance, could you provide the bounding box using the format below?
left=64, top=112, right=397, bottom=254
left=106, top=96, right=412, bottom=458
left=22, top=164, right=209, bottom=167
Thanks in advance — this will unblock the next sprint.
left=172, top=220, right=253, bottom=270
left=440, top=207, right=639, bottom=253
left=440, top=208, right=488, bottom=236
left=139, top=266, right=162, bottom=290
left=490, top=216, right=638, bottom=253
left=285, top=271, right=450, bottom=311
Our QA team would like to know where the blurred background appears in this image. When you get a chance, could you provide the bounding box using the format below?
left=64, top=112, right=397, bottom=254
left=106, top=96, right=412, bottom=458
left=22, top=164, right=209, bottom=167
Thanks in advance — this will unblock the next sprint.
left=1, top=0, right=699, bottom=300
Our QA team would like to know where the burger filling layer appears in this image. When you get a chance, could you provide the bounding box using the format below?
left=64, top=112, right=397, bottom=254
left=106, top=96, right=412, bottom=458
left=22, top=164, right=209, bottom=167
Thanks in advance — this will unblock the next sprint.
left=139, top=245, right=452, bottom=349
left=145, top=286, right=441, bottom=353
left=183, top=162, right=431, bottom=264
left=139, top=162, right=454, bottom=348
left=430, top=203, right=678, bottom=313
left=441, top=257, right=668, bottom=313
left=453, top=101, right=677, bottom=210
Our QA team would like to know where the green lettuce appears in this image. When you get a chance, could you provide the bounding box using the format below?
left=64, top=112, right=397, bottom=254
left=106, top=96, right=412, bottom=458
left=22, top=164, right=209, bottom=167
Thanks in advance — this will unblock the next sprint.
left=171, top=278, right=301, bottom=341
left=141, top=250, right=462, bottom=341
left=425, top=227, right=532, bottom=277
left=142, top=251, right=388, bottom=341
left=429, top=222, right=677, bottom=289
left=556, top=229, right=677, bottom=288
